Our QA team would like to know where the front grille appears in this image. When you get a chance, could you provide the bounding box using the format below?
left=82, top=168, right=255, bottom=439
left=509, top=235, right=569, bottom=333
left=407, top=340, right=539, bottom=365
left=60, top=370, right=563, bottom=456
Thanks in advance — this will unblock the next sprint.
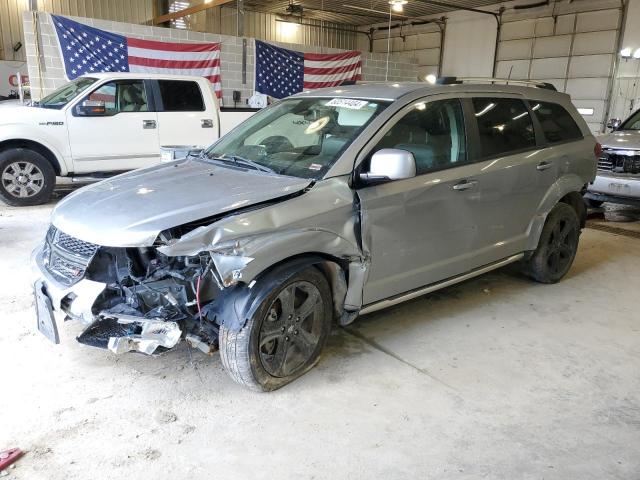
left=49, top=255, right=86, bottom=283
left=43, top=226, right=99, bottom=286
left=598, top=150, right=640, bottom=175
left=56, top=230, right=99, bottom=257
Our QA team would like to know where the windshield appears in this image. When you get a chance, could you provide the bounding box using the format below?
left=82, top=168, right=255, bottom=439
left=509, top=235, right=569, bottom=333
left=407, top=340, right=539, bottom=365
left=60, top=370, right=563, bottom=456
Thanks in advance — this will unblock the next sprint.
left=619, top=109, right=640, bottom=130
left=204, top=97, right=389, bottom=179
left=37, top=77, right=98, bottom=110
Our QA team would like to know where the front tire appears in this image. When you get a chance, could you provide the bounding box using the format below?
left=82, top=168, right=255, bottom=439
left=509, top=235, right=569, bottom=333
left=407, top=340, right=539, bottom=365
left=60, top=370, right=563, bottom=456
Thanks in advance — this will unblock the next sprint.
left=0, top=148, right=56, bottom=206
left=522, top=202, right=581, bottom=284
left=219, top=266, right=332, bottom=391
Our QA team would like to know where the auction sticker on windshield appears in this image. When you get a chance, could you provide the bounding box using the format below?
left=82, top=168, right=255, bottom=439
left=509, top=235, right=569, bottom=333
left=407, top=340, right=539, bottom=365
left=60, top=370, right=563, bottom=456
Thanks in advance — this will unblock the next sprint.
left=325, top=98, right=369, bottom=110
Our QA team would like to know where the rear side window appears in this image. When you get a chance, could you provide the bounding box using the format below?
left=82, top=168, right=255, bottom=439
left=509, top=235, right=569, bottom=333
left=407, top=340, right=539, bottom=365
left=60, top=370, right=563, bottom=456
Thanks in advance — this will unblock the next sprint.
left=472, top=98, right=535, bottom=157
left=530, top=101, right=583, bottom=143
left=157, top=80, right=205, bottom=112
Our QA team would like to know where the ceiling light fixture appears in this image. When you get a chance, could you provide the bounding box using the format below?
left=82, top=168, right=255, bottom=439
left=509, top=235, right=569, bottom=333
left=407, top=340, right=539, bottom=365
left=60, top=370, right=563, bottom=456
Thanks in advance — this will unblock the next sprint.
left=389, top=0, right=408, bottom=13
left=620, top=47, right=632, bottom=58
left=278, top=20, right=299, bottom=38
left=342, top=4, right=408, bottom=18
left=425, top=74, right=437, bottom=84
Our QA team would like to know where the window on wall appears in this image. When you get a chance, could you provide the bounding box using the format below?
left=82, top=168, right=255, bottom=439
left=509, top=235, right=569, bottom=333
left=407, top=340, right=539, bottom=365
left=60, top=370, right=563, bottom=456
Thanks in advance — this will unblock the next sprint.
left=157, top=80, right=205, bottom=111
left=472, top=98, right=536, bottom=157
left=530, top=102, right=583, bottom=143
left=371, top=99, right=467, bottom=175
left=169, top=1, right=190, bottom=29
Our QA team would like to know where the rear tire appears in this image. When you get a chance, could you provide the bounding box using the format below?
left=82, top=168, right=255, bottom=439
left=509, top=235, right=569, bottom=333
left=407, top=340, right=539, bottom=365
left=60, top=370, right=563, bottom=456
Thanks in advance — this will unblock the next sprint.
left=0, top=148, right=55, bottom=206
left=219, top=266, right=332, bottom=391
left=522, top=202, right=581, bottom=284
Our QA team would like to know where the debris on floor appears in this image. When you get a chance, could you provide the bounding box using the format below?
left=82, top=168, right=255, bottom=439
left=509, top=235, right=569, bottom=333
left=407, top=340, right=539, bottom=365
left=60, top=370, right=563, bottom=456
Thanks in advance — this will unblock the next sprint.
left=155, top=410, right=178, bottom=424
left=0, top=448, right=24, bottom=472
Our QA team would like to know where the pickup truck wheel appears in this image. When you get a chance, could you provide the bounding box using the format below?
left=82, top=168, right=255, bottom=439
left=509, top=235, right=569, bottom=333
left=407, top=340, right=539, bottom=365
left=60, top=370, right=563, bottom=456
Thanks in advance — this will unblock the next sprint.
left=523, top=202, right=580, bottom=284
left=0, top=149, right=55, bottom=206
left=219, top=266, right=332, bottom=391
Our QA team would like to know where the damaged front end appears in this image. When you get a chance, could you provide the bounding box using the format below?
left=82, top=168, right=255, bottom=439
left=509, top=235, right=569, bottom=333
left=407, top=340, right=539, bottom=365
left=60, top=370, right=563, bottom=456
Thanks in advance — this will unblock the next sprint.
left=34, top=225, right=224, bottom=355
left=32, top=176, right=370, bottom=357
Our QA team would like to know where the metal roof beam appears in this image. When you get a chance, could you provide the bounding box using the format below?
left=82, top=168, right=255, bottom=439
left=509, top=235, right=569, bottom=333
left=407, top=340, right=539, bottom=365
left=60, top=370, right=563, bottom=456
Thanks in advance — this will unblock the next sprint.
left=151, top=0, right=236, bottom=25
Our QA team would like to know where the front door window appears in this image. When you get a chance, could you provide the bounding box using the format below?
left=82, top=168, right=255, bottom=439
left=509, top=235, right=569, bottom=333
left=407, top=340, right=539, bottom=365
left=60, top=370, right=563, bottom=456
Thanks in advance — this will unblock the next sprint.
left=369, top=98, right=467, bottom=174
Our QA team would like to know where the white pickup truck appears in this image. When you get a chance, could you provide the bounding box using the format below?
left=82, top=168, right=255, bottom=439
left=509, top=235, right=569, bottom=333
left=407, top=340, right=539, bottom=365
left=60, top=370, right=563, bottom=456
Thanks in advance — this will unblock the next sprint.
left=0, top=72, right=253, bottom=206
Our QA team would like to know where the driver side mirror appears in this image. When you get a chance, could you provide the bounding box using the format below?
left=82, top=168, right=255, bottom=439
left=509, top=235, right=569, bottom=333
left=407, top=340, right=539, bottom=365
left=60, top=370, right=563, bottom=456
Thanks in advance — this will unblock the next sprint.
left=359, top=148, right=417, bottom=185
left=75, top=100, right=106, bottom=116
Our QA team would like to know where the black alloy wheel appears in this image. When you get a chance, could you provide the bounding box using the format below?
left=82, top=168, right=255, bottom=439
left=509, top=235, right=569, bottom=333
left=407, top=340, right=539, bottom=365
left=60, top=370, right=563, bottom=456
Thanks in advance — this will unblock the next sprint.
left=258, top=280, right=324, bottom=378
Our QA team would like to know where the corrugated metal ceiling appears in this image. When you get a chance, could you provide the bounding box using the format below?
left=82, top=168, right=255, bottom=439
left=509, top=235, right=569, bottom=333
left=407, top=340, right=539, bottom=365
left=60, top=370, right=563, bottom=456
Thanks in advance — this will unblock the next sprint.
left=242, top=0, right=503, bottom=25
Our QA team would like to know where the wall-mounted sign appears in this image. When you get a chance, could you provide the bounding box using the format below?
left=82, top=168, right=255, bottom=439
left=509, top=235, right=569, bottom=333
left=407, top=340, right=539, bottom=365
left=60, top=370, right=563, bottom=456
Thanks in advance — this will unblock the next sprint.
left=0, top=61, right=28, bottom=96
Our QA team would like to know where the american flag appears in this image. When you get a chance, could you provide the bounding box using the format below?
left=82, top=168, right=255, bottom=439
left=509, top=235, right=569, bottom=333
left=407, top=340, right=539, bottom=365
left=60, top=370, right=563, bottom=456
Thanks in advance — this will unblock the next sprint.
left=51, top=15, right=222, bottom=98
left=255, top=40, right=361, bottom=99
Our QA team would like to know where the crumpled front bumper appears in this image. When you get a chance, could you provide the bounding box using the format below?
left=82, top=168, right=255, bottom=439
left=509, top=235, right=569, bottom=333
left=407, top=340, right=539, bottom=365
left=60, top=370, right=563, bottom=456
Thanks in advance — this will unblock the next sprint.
left=31, top=242, right=106, bottom=326
left=587, top=172, right=640, bottom=205
left=30, top=243, right=182, bottom=355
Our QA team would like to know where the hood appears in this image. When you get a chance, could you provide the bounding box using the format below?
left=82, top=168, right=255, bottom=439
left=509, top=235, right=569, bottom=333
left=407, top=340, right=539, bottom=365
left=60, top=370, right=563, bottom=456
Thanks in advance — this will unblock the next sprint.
left=52, top=159, right=312, bottom=247
left=598, top=130, right=640, bottom=150
left=0, top=104, right=61, bottom=124
left=0, top=100, right=22, bottom=109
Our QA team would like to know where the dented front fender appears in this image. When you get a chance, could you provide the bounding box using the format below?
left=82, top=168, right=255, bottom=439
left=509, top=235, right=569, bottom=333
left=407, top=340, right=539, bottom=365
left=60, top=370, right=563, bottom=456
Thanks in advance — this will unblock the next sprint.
left=157, top=176, right=370, bottom=316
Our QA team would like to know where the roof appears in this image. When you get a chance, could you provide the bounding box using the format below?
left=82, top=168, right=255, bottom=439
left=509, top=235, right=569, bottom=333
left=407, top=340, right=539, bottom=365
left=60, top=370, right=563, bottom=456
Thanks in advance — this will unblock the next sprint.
left=295, top=82, right=428, bottom=101
left=80, top=72, right=207, bottom=81
left=246, top=0, right=502, bottom=26
left=293, top=81, right=569, bottom=102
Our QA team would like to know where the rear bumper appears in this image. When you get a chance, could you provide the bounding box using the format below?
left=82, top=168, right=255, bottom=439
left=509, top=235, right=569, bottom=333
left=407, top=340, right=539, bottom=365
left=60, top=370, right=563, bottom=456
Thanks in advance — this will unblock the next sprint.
left=587, top=172, right=640, bottom=205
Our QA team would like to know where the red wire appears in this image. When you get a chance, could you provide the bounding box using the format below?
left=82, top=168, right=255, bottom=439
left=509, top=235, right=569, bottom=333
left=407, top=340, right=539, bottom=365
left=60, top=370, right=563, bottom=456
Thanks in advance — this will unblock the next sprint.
left=196, top=275, right=202, bottom=320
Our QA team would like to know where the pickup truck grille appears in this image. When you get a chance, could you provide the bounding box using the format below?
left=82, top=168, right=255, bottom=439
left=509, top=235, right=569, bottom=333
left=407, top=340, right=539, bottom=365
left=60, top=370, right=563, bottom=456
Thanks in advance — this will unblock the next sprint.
left=598, top=149, right=640, bottom=175
left=43, top=225, right=99, bottom=286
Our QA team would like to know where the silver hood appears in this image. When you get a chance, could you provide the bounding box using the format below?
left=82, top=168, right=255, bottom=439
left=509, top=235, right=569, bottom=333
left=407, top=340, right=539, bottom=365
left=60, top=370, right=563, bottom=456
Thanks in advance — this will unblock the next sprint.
left=52, top=159, right=312, bottom=247
left=598, top=130, right=640, bottom=150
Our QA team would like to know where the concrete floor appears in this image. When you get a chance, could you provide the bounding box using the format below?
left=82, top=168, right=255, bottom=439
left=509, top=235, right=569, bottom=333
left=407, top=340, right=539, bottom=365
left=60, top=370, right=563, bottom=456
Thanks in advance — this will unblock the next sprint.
left=1, top=198, right=639, bottom=480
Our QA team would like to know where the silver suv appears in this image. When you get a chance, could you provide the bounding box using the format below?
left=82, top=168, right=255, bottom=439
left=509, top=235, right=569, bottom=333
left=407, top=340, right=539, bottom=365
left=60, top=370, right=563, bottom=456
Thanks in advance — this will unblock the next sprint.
left=32, top=80, right=598, bottom=391
left=585, top=110, right=640, bottom=207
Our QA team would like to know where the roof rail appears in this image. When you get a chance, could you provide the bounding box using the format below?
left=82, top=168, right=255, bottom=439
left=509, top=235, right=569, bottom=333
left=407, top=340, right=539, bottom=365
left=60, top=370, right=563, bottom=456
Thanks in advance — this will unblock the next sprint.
left=436, top=76, right=557, bottom=91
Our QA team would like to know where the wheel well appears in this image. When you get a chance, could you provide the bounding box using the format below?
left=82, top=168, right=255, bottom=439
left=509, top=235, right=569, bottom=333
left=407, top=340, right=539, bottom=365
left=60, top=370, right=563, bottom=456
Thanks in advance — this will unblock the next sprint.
left=0, top=139, right=62, bottom=175
left=253, top=253, right=350, bottom=320
left=559, top=190, right=587, bottom=228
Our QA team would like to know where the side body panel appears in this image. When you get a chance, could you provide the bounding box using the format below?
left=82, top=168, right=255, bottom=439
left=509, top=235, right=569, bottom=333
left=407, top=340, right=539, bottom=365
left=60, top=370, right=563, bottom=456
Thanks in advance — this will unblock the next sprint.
left=158, top=176, right=364, bottom=288
left=219, top=110, right=257, bottom=136
left=65, top=111, right=160, bottom=173
left=154, top=79, right=220, bottom=148
left=0, top=108, right=72, bottom=175
left=61, top=78, right=155, bottom=173
left=353, top=91, right=596, bottom=306
left=460, top=94, right=558, bottom=263
left=356, top=165, right=480, bottom=305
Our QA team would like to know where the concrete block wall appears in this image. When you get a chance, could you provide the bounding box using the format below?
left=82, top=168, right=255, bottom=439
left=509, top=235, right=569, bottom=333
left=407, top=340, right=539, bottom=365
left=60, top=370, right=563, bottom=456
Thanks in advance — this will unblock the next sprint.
left=23, top=12, right=418, bottom=106
left=370, top=24, right=443, bottom=81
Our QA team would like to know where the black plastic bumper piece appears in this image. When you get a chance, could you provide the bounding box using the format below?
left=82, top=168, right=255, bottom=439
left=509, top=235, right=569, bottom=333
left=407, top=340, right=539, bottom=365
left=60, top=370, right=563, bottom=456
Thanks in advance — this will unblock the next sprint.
left=76, top=318, right=138, bottom=349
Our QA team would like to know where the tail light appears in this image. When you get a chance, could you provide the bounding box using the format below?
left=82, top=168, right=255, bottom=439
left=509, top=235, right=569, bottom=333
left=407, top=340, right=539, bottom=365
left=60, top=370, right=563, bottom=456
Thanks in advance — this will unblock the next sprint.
left=594, top=142, right=603, bottom=159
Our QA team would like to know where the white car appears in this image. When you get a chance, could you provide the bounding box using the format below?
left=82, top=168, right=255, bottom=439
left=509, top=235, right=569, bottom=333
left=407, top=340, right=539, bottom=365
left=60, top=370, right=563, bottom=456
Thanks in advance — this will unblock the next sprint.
left=585, top=110, right=640, bottom=207
left=0, top=73, right=243, bottom=206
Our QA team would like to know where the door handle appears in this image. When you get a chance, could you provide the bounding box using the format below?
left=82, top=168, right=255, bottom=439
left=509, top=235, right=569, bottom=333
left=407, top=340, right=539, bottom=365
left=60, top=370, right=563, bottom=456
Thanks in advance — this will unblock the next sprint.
left=536, top=161, right=552, bottom=171
left=143, top=120, right=157, bottom=129
left=452, top=180, right=477, bottom=191
left=201, top=119, right=214, bottom=128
